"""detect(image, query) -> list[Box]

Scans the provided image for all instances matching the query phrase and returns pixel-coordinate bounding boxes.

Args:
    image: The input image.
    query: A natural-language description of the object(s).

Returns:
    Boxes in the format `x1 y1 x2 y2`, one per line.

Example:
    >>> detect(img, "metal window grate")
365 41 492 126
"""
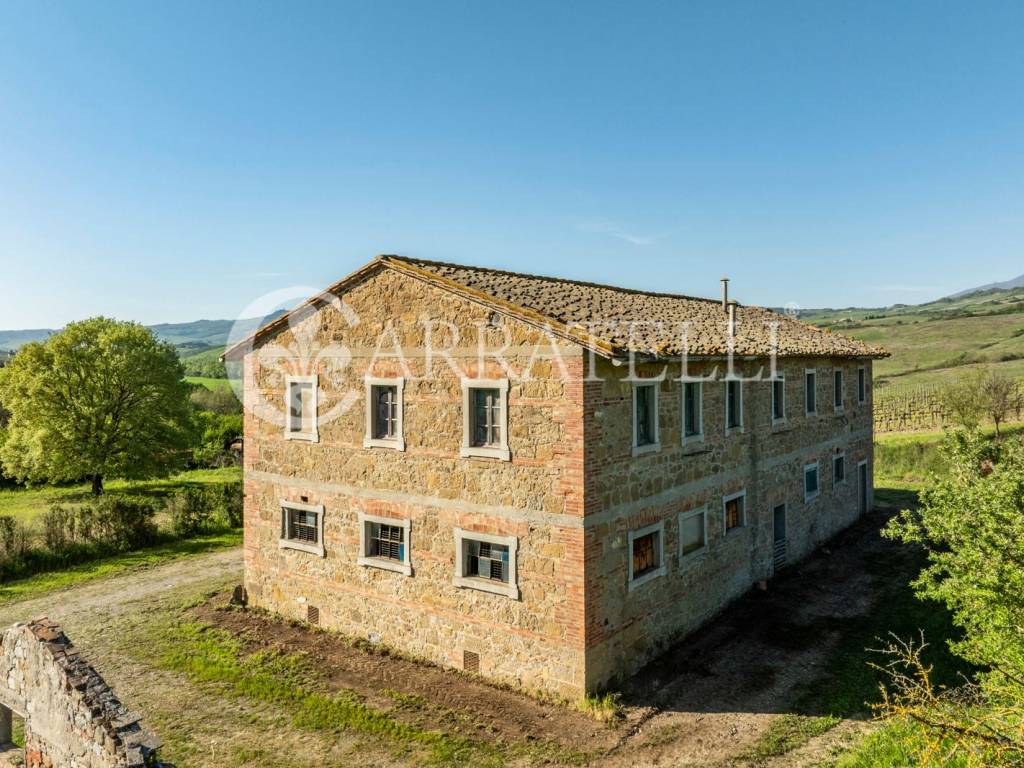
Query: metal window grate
370 523 404 561
288 508 319 544
469 541 508 583
307 605 320 625
773 539 787 570
463 650 480 673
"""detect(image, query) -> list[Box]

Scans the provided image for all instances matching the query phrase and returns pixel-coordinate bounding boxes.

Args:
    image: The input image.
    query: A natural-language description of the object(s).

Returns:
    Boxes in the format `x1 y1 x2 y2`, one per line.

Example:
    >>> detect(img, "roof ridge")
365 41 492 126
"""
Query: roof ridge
381 254 730 307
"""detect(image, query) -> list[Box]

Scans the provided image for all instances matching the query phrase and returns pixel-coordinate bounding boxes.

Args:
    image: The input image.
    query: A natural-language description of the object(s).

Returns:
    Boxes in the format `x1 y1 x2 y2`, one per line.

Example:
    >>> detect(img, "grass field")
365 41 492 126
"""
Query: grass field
185 375 236 392
0 467 241 523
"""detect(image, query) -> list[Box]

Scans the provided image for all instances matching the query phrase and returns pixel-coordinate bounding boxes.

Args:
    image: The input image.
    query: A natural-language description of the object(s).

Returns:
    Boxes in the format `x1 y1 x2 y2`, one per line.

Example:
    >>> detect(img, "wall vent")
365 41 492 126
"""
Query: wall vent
307 605 320 625
462 650 480 674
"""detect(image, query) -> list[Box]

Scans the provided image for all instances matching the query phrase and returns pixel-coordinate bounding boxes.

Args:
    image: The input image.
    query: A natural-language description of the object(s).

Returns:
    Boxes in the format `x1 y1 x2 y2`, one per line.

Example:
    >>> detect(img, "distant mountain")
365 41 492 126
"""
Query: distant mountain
0 311 286 353
948 273 1024 299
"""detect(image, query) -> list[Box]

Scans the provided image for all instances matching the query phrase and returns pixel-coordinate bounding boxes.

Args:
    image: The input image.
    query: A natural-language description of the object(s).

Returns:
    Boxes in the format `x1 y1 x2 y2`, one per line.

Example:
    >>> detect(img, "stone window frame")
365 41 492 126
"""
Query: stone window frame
627 520 666 591
357 511 412 576
363 376 406 451
284 374 319 442
632 382 661 456
833 368 844 413
771 373 787 426
832 452 847 487
681 380 704 445
724 377 744 435
721 489 747 534
804 368 817 417
460 378 511 461
279 499 325 557
804 461 821 503
452 528 519 599
678 506 708 563
857 366 867 405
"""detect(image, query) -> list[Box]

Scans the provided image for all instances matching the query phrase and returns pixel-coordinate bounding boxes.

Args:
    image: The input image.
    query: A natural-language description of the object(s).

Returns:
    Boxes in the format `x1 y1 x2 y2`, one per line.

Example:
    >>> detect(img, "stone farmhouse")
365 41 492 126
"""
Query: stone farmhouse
225 255 887 699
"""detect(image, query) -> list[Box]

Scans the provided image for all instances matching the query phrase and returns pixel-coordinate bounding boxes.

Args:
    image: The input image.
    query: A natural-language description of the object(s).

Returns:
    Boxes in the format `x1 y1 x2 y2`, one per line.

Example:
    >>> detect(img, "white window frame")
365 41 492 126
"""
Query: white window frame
833 368 844 412
832 452 847 487
278 499 325 557
771 374 787 425
722 489 747 534
857 366 867 404
627 520 666 591
681 380 704 445
363 377 406 451
453 528 519 599
804 368 817 416
284 374 319 442
357 512 412 575
678 506 708 562
724 378 744 435
804 461 821 503
631 383 661 455
460 379 511 461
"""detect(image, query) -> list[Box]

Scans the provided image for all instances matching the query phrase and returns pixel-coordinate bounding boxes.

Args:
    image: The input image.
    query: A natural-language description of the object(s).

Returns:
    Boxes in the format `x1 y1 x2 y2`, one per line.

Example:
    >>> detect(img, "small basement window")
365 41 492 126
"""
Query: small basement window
364 378 405 450
453 529 518 598
805 369 817 415
679 507 707 559
632 383 660 454
461 379 510 461
805 462 820 502
723 490 746 533
285 375 318 441
358 512 412 575
628 521 665 590
725 379 743 432
682 381 703 442
279 500 325 557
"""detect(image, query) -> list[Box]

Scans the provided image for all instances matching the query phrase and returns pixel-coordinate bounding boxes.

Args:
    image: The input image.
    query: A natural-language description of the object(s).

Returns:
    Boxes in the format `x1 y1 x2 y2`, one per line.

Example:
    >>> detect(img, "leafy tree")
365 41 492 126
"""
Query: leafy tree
880 431 1024 765
980 371 1022 439
0 318 195 494
939 369 986 431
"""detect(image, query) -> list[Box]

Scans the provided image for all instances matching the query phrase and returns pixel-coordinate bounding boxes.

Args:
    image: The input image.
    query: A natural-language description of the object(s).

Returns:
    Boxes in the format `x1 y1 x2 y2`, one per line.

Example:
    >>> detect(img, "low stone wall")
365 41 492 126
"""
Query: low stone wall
0 618 163 768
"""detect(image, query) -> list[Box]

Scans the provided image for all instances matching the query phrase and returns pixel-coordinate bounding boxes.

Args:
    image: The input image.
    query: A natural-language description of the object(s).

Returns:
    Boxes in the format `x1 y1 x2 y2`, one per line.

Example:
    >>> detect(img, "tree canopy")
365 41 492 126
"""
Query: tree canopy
0 317 195 493
881 431 1024 764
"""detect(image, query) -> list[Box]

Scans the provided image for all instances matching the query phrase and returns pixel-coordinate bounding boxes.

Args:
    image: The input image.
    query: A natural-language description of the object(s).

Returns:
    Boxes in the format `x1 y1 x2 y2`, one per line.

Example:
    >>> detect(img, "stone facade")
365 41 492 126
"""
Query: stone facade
0 618 163 768
240 263 876 699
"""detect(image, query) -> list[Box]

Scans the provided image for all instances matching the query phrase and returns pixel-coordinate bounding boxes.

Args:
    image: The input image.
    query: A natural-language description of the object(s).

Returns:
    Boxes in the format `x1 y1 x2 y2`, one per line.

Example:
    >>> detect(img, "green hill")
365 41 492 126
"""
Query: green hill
801 286 1024 392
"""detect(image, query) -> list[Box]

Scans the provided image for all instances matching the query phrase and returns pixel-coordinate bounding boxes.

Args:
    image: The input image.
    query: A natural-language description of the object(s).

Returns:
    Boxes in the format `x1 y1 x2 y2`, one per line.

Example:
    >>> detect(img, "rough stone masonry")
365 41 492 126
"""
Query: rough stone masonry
0 617 163 768
230 255 886 699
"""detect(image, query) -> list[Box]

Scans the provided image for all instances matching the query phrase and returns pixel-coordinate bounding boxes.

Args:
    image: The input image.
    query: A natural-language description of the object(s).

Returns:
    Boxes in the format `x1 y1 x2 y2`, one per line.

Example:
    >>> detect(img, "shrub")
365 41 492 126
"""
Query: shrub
165 486 213 538
0 516 29 560
210 481 243 529
41 505 73 552
91 495 158 551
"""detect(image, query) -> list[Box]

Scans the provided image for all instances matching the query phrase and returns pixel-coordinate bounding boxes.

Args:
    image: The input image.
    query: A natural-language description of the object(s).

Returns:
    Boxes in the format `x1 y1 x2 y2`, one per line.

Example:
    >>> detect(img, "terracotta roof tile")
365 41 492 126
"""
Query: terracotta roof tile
387 256 887 359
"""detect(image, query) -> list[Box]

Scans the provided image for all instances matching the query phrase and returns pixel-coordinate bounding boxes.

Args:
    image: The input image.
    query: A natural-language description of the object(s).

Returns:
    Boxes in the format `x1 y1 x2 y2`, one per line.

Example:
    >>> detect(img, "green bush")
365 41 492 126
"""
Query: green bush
165 482 243 537
0 516 29 560
166 486 213 538
191 411 243 468
91 495 158 551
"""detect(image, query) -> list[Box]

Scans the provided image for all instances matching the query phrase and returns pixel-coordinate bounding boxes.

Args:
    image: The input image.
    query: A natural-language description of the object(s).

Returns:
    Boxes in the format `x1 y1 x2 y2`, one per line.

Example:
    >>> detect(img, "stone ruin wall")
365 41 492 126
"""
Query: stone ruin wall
0 618 163 768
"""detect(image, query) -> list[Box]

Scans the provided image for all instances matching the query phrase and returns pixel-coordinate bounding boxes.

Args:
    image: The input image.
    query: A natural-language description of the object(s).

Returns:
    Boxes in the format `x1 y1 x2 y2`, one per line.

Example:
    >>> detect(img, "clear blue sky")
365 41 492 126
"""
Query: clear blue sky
2 1 1023 328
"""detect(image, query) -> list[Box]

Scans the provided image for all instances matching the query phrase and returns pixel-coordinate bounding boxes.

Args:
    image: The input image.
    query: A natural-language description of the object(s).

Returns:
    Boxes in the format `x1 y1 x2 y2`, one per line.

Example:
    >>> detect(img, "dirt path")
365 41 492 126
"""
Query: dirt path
0 547 242 629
